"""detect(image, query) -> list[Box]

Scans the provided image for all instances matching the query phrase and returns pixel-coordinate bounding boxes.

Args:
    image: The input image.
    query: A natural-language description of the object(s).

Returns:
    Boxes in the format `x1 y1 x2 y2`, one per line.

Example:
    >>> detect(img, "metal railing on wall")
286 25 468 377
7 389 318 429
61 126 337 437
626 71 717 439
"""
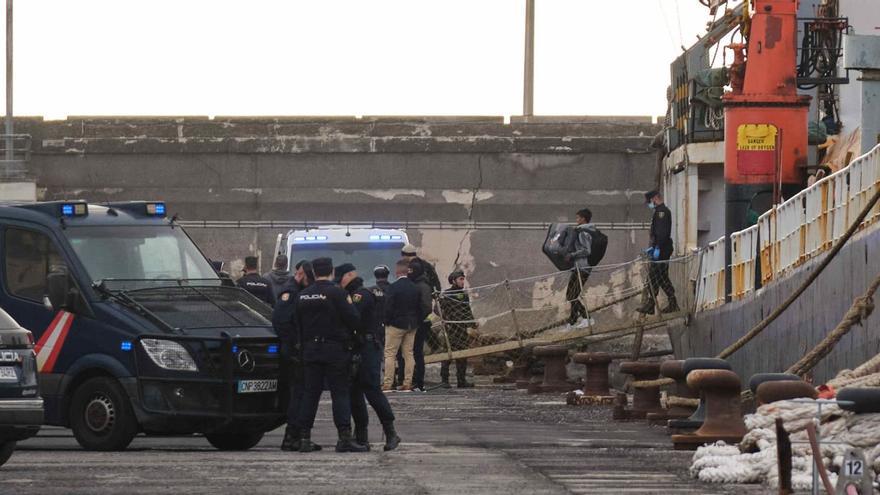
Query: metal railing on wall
0 134 31 181
696 143 880 311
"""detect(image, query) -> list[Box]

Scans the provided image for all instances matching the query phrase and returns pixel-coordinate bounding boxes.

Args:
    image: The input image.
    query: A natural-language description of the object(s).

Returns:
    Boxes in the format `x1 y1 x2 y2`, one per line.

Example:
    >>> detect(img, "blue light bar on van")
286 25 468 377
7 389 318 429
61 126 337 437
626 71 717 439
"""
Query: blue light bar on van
268 344 279 354
60 203 88 217
292 235 328 243
120 341 133 351
145 202 166 217
369 234 404 242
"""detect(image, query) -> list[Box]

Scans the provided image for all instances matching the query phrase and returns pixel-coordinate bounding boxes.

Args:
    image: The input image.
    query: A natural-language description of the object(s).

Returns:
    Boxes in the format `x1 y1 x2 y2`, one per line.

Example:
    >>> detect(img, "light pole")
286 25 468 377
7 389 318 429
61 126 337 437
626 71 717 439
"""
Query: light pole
5 0 12 162
522 0 534 117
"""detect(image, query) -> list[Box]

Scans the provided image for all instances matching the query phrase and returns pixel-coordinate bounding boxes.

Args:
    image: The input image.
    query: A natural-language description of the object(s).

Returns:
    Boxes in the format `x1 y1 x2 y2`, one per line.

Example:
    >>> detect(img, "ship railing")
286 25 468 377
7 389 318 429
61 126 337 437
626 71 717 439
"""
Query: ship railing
730 224 759 300
695 236 726 310
696 143 880 311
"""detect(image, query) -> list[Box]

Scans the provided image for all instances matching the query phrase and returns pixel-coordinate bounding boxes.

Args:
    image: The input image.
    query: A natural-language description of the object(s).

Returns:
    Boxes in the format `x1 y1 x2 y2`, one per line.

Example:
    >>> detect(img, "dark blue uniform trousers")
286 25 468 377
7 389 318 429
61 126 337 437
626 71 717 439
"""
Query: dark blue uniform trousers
298 344 353 431
351 339 395 429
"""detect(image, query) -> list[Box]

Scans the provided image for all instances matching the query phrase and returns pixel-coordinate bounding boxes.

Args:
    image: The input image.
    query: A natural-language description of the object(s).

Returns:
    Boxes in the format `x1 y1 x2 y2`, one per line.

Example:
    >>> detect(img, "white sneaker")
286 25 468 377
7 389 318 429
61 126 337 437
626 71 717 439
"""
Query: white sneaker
572 317 593 329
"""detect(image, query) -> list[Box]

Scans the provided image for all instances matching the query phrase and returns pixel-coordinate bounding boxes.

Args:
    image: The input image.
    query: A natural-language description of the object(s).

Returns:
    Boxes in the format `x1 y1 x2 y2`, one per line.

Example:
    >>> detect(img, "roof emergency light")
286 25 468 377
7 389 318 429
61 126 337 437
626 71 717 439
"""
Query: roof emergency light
145 202 166 217
60 203 88 217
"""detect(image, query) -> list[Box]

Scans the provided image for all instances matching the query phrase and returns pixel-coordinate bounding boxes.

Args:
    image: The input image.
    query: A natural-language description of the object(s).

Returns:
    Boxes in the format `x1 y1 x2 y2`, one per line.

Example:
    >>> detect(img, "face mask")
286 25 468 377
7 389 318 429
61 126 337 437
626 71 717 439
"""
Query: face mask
647 203 656 210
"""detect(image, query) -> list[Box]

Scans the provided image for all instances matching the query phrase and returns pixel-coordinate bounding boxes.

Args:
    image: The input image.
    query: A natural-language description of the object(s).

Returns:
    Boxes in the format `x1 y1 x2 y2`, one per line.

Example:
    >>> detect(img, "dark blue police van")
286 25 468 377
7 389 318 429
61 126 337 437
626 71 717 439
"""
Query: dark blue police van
0 200 283 451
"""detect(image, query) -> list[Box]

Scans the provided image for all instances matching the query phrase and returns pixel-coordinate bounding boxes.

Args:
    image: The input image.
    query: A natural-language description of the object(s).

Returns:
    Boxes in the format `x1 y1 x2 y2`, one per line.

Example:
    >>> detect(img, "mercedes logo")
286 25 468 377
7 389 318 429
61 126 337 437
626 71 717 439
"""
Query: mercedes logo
236 349 255 372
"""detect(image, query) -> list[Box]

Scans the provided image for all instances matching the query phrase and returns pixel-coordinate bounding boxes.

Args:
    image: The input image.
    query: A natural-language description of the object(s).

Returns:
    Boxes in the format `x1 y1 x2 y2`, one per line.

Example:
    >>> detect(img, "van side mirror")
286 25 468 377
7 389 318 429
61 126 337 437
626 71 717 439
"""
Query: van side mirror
46 266 71 311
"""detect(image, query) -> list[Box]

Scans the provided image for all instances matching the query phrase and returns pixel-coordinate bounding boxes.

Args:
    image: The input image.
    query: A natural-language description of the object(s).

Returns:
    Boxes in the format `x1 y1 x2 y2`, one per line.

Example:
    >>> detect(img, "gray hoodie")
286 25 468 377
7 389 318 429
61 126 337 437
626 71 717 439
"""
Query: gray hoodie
570 223 597 271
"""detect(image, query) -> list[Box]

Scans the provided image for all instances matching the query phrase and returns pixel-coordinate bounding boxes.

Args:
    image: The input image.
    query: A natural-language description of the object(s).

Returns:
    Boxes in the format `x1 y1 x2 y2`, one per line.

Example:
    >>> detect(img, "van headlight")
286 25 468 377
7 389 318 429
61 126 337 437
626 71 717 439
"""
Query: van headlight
140 339 198 372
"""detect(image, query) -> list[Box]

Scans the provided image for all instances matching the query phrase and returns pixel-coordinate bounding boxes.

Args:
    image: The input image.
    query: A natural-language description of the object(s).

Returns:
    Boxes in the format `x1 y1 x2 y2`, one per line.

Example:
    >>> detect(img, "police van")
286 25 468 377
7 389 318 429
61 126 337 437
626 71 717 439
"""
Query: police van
276 226 409 285
0 201 283 451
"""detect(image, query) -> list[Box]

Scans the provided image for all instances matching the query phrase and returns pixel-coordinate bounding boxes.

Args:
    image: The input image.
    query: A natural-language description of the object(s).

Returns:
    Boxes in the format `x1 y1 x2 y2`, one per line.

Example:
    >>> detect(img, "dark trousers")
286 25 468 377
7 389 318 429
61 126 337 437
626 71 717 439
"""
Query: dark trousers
351 340 395 430
298 346 353 431
396 321 428 388
566 270 590 322
643 257 676 309
280 357 304 428
440 324 468 383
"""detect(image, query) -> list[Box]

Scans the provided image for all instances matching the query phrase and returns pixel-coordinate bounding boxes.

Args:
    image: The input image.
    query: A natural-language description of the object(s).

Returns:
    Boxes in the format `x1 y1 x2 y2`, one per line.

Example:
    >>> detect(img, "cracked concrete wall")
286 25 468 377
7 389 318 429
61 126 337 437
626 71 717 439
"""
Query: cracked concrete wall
19 116 662 288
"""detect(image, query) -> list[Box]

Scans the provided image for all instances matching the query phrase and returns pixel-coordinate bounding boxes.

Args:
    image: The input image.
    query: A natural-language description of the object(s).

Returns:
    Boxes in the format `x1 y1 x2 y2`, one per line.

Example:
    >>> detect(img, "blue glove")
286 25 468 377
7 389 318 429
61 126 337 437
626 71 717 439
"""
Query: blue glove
643 247 653 256
652 247 660 260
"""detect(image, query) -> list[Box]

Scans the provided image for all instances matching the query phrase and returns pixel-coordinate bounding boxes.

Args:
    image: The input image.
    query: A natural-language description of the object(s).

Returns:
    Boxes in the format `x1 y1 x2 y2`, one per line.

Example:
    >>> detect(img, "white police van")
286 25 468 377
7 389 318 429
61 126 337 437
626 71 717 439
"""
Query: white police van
276 227 409 285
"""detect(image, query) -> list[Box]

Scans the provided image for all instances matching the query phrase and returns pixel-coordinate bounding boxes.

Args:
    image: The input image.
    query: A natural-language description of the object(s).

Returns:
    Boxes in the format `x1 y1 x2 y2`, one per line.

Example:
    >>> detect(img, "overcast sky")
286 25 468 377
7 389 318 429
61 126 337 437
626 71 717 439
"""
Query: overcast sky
2 0 714 119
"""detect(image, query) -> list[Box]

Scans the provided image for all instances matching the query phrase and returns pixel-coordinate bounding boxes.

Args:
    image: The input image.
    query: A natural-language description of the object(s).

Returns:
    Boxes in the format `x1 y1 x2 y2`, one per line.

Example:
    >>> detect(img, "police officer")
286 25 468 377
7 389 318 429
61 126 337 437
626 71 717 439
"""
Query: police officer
437 270 475 388
237 256 275 306
335 263 401 451
637 191 679 314
272 260 319 452
373 265 391 293
295 258 368 453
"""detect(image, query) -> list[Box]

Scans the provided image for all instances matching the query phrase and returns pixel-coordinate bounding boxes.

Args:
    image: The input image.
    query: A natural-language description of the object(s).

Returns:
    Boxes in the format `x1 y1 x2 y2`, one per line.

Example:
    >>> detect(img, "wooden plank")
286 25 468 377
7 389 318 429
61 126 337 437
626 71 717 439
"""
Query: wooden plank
423 314 678 364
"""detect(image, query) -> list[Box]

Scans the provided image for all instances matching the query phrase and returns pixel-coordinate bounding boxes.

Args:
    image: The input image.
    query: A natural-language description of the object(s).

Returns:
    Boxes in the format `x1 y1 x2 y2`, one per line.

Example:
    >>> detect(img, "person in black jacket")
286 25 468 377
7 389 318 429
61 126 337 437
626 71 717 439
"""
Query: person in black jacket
264 254 296 301
383 259 427 392
336 264 400 451
402 259 434 391
236 256 275 306
437 270 476 388
401 244 441 293
294 257 368 453
637 191 679 314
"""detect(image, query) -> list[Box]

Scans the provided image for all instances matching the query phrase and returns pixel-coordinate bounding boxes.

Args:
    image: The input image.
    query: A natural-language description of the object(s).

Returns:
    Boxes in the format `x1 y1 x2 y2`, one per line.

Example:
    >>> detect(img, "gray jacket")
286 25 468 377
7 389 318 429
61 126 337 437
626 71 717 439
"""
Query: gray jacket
570 223 596 271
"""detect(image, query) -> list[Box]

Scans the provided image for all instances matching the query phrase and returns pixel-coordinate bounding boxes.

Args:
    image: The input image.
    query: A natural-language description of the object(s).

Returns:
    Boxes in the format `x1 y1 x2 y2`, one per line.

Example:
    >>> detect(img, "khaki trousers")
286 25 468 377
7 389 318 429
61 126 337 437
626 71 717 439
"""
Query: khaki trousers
384 325 416 388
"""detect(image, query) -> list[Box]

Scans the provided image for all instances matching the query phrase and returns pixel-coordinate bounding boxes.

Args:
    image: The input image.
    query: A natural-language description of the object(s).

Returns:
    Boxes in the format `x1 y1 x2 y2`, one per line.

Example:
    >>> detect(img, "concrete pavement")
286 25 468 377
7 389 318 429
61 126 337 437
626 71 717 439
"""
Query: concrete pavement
1 385 768 494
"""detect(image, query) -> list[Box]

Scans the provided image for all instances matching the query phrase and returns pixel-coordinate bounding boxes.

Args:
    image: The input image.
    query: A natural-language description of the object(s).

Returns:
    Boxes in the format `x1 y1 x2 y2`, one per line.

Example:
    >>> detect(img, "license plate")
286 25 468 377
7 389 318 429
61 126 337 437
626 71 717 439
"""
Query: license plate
237 379 277 394
0 367 17 381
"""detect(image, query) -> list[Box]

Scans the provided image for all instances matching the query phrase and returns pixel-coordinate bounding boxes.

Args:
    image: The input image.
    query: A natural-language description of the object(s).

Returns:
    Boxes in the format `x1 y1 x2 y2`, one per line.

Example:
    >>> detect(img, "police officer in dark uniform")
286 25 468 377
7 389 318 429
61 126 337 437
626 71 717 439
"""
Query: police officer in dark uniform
237 256 275 306
272 260 319 452
373 265 391 294
637 191 679 314
335 264 401 451
295 257 368 453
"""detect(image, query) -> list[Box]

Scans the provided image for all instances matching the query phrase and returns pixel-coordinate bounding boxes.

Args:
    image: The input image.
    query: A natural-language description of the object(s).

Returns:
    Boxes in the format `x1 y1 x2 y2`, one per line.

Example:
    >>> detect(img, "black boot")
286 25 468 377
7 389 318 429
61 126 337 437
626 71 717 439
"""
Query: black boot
635 302 655 315
354 426 371 452
457 364 473 388
661 297 680 314
298 429 322 452
281 425 301 451
381 422 401 451
335 427 369 453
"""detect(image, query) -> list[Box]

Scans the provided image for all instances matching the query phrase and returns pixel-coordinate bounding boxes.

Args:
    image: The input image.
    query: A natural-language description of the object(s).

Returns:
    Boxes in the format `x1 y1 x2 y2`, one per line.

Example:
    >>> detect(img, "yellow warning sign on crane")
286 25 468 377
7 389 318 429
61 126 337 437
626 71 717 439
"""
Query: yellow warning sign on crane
737 124 778 151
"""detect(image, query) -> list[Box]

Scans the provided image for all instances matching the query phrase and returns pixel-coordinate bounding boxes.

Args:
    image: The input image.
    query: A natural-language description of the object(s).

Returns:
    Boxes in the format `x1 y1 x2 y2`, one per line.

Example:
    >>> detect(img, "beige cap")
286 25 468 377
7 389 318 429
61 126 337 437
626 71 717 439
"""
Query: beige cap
401 243 417 255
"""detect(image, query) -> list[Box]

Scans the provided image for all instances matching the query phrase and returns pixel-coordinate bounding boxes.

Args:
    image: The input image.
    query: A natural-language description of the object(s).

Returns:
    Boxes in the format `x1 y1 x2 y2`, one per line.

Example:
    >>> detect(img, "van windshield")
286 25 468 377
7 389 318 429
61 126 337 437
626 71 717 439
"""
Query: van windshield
65 226 218 284
290 242 404 286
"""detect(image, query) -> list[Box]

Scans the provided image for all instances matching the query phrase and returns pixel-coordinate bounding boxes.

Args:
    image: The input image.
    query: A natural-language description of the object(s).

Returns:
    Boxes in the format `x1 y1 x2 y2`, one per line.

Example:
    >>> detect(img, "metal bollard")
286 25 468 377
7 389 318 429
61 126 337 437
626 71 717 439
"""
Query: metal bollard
755 380 816 405
531 345 573 393
514 346 536 390
568 352 615 405
572 352 612 396
668 358 732 433
613 361 663 420
671 369 747 450
647 360 696 424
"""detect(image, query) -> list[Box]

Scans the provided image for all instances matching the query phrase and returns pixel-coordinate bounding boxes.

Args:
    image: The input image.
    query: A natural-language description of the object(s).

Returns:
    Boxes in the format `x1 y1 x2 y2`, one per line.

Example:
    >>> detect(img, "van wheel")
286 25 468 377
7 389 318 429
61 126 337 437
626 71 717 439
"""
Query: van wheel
69 377 138 451
205 431 264 451
0 441 16 467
